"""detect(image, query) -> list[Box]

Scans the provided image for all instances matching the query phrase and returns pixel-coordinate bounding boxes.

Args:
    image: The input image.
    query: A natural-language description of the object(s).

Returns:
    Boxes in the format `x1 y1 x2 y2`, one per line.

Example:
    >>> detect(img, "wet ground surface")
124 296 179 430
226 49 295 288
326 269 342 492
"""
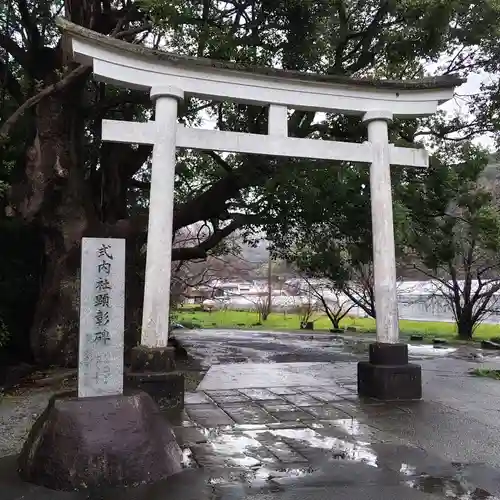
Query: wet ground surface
176 328 498 368
3 329 500 499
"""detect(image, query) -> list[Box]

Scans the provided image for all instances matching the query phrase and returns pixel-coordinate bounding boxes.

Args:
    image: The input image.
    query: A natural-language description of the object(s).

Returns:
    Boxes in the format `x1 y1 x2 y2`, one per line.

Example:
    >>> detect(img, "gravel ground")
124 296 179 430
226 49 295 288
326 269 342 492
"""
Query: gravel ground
0 389 54 457
0 360 206 458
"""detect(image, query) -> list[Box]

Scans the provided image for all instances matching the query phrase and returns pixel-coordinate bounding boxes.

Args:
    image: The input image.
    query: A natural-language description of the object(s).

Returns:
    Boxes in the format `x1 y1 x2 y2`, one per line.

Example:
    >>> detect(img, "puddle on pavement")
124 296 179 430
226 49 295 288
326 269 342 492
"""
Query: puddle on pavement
408 344 457 358
246 427 378 466
199 429 273 467
196 420 378 471
187 421 500 498
181 448 196 468
254 465 315 480
404 474 499 499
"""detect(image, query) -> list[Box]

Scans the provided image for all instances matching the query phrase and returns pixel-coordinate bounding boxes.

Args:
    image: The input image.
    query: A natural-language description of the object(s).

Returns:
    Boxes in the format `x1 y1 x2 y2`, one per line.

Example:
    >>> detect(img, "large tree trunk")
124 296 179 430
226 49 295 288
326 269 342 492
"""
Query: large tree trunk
457 310 474 340
14 95 149 366
9 63 96 366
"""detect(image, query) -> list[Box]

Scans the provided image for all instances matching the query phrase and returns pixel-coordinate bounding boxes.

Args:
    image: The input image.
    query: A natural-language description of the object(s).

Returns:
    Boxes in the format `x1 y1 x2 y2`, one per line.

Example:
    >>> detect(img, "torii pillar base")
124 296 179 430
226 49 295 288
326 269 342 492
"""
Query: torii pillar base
126 346 185 412
357 343 422 401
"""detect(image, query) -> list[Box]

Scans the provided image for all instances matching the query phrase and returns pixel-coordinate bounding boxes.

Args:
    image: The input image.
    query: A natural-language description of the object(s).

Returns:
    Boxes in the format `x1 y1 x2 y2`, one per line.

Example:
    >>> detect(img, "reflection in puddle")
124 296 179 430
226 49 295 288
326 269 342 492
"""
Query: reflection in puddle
202 431 275 468
193 422 500 498
400 463 417 476
210 434 265 467
182 448 196 468
405 474 499 499
246 428 378 467
255 466 314 480
408 344 457 358
318 419 376 439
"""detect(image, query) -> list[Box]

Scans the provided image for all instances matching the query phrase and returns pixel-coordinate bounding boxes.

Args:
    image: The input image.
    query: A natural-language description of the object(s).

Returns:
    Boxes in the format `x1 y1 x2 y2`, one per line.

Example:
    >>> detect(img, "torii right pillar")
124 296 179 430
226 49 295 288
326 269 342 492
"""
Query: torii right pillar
357 110 422 401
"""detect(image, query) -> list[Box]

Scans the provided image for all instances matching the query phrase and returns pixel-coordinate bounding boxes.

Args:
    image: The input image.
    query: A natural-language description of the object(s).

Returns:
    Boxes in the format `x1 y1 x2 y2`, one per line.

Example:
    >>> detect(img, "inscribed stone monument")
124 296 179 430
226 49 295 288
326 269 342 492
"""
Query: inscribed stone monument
78 237 125 397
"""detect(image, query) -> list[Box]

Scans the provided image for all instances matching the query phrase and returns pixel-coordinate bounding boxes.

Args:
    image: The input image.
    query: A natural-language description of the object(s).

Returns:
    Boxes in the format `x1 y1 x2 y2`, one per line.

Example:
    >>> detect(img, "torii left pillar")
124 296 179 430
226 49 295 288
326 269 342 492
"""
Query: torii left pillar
127 86 185 410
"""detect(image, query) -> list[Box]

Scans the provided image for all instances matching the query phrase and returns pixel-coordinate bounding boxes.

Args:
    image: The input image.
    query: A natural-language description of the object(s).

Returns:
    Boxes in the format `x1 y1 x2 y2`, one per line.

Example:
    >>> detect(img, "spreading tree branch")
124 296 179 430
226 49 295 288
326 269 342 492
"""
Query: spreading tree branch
344 1 391 73
0 65 92 143
205 151 233 172
171 217 249 260
114 22 153 40
0 17 153 144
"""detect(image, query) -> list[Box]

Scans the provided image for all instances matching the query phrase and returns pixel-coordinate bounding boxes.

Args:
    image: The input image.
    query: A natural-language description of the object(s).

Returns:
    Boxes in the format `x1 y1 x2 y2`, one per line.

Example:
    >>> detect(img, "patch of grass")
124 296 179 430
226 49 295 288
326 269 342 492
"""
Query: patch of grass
470 368 500 380
176 308 500 341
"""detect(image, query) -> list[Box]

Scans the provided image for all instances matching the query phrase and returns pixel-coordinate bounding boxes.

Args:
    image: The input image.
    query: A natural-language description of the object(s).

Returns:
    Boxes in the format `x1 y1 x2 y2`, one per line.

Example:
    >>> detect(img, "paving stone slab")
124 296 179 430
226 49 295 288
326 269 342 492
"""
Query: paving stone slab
260 402 298 412
302 405 352 420
173 426 208 446
186 405 234 427
271 409 317 423
190 444 261 468
262 441 309 464
205 390 250 403
283 394 325 407
197 362 356 391
241 389 285 400
221 402 278 424
269 387 299 395
185 392 214 405
307 391 347 402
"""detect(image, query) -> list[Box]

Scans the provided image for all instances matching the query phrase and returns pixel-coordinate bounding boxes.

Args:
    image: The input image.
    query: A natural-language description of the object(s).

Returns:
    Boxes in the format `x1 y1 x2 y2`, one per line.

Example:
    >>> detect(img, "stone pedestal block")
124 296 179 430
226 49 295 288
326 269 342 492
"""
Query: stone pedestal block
357 342 422 401
130 345 176 372
18 390 183 491
126 371 184 411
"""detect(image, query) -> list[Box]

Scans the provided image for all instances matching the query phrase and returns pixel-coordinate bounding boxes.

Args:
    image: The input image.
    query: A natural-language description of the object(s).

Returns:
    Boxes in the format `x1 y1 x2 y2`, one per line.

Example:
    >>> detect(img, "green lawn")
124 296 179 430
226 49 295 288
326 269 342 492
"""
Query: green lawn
176 308 500 342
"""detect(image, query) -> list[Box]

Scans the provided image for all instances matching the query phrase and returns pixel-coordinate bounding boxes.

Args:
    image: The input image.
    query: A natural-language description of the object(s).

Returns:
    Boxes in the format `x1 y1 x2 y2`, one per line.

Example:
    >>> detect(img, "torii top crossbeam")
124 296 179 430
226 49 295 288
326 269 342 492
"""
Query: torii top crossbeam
57 18 463 356
57 17 459 117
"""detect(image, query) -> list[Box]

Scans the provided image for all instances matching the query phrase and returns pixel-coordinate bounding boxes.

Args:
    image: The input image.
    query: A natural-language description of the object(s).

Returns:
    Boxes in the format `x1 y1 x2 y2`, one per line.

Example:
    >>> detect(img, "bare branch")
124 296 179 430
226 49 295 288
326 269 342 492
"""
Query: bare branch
0 65 92 144
171 217 248 261
0 14 156 144
413 264 455 293
205 151 233 172
114 22 153 40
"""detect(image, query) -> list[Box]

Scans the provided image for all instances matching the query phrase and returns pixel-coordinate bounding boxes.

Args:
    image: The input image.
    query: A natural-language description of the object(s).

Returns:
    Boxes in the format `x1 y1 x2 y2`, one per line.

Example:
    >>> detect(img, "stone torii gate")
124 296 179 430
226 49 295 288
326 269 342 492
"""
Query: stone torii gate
58 18 462 400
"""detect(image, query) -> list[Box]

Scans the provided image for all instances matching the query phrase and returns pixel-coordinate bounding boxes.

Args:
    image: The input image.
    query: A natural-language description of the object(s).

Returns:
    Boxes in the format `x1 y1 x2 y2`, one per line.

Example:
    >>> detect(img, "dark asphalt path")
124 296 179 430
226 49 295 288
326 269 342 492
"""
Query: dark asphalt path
175 328 466 368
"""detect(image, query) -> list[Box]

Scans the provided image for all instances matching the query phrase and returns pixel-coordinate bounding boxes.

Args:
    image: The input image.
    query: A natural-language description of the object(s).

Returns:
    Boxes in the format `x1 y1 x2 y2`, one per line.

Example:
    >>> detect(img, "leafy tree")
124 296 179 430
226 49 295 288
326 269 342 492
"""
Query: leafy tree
1 0 500 365
399 143 500 339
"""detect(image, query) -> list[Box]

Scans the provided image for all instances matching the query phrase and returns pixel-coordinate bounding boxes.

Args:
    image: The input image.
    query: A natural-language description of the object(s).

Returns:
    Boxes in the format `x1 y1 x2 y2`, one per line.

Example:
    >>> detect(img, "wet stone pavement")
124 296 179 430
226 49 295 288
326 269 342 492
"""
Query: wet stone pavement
3 329 500 499
172 382 500 500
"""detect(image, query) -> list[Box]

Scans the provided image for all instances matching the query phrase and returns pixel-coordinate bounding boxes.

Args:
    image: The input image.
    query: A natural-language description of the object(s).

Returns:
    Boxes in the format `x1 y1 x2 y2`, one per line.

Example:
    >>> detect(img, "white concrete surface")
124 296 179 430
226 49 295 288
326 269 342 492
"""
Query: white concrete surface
364 111 399 344
140 87 183 347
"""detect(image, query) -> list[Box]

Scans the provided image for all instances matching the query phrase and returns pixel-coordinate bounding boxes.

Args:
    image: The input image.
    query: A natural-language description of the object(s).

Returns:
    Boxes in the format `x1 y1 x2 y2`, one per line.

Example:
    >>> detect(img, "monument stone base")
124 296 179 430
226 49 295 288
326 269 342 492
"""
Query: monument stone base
127 345 184 411
18 390 183 491
357 343 422 401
